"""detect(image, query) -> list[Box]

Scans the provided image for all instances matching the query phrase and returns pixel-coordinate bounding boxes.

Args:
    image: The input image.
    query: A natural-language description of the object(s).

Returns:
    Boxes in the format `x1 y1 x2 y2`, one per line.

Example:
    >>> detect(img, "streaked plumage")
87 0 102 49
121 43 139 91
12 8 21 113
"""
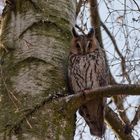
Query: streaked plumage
68 28 108 137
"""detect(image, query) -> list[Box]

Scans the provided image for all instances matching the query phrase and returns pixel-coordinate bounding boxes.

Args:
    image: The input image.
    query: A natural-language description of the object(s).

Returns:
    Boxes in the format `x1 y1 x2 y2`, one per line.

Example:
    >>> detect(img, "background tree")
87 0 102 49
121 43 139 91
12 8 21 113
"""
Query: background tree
75 0 140 139
0 0 140 140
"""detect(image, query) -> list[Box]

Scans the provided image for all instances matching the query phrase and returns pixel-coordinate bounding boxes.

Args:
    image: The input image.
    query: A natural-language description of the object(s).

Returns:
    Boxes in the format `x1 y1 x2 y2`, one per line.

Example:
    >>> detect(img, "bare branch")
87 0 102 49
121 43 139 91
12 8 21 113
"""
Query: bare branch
132 0 140 11
124 105 140 134
65 84 139 139
83 84 140 97
5 84 140 137
89 0 103 48
101 21 131 124
76 0 83 17
75 24 86 35
89 0 116 85
131 105 140 127
66 84 140 110
106 107 135 140
100 21 122 59
100 21 131 84
113 95 130 125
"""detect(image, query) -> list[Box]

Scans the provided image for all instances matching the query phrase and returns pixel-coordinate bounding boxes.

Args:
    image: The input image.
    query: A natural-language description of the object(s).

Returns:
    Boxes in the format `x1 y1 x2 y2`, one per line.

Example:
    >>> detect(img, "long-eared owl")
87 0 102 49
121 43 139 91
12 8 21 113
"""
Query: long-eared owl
68 28 108 138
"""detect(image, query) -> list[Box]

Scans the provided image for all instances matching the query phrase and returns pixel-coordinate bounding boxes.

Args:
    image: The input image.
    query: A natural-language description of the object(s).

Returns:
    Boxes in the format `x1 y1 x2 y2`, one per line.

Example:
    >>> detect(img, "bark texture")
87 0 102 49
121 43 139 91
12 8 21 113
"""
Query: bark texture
0 0 76 139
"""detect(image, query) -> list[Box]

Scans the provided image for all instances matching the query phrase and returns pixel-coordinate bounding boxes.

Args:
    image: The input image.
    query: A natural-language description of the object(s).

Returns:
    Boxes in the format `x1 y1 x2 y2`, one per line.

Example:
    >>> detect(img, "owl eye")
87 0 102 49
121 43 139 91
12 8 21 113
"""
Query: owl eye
87 42 92 48
76 43 81 49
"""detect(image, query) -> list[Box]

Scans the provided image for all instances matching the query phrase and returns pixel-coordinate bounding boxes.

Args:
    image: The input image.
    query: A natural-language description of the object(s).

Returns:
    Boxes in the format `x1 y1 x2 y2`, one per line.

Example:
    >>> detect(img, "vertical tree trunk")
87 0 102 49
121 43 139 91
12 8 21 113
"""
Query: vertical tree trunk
0 0 76 139
89 0 103 48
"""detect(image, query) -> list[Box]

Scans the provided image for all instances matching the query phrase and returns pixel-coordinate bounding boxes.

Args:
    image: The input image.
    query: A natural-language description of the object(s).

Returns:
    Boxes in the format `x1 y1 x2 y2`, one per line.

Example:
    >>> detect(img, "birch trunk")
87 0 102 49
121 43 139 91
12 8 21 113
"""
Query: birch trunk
0 0 76 139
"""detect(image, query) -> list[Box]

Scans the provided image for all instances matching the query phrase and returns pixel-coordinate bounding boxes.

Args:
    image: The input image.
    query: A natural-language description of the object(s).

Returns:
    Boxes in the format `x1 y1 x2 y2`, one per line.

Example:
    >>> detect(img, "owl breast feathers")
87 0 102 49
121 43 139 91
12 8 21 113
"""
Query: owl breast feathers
68 28 108 138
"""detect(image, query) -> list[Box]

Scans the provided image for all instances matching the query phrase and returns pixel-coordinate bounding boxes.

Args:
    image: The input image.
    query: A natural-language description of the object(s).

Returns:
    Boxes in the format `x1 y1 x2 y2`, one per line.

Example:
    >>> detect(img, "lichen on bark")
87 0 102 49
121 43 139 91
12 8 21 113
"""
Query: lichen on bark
0 0 76 139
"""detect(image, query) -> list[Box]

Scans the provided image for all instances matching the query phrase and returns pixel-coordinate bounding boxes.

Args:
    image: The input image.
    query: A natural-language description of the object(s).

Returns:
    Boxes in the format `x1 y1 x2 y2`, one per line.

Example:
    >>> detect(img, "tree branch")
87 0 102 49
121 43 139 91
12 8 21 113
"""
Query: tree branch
65 84 139 139
89 0 103 48
113 95 130 125
132 0 140 11
105 107 135 140
76 0 83 17
131 105 140 128
8 84 140 137
124 105 140 134
65 84 140 110
89 0 116 85
100 20 131 84
100 19 132 126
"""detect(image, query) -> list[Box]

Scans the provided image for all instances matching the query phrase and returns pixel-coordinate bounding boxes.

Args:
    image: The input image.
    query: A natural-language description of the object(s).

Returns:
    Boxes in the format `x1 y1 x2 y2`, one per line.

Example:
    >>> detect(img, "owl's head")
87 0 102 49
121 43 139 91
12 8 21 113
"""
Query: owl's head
70 28 99 55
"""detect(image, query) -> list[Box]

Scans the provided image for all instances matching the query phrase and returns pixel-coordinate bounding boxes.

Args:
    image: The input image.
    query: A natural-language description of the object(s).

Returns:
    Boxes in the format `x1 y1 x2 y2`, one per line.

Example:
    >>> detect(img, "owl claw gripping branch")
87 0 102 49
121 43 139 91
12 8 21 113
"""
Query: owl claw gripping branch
68 27 108 138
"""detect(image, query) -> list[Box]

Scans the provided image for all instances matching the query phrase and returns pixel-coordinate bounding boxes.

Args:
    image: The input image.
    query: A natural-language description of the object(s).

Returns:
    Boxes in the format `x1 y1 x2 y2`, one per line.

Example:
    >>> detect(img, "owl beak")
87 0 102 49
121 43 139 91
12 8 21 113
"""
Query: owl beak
81 47 86 55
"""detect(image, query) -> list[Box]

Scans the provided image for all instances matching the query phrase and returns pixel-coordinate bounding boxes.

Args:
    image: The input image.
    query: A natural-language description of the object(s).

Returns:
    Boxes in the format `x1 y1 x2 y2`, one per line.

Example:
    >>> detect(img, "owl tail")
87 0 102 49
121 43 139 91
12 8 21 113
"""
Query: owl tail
79 97 106 138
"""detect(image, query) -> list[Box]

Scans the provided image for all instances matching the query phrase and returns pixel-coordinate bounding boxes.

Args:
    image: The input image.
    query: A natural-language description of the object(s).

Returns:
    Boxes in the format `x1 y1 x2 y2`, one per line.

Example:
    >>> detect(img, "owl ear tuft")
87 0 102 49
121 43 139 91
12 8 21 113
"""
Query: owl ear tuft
72 27 79 37
87 28 94 38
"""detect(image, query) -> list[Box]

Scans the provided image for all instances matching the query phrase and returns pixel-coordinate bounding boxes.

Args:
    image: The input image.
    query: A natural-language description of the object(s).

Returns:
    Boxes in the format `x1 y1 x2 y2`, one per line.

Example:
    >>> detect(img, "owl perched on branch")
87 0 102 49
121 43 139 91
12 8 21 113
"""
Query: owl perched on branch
68 27 108 138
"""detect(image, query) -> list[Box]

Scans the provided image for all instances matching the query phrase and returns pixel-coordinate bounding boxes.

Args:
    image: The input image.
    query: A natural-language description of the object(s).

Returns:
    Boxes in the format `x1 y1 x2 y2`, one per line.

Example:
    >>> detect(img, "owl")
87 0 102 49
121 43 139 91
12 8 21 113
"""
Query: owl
68 28 108 138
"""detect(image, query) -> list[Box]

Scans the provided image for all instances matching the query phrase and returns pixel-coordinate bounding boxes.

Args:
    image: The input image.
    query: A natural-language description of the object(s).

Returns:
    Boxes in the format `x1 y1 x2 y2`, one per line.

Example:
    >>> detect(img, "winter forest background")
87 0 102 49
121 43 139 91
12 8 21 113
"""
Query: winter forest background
0 0 140 140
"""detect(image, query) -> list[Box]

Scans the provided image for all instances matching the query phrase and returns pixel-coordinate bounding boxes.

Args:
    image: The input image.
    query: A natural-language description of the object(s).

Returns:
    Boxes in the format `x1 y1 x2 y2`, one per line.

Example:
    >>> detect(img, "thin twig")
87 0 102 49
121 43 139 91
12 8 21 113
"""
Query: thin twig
75 24 86 35
124 105 140 134
76 0 83 17
132 0 140 11
100 20 131 84
106 106 135 140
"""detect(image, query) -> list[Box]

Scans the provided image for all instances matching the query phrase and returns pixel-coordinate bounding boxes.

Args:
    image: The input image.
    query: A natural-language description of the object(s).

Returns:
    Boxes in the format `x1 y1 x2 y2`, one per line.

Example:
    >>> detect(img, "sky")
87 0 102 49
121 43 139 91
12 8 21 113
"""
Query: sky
75 0 140 140
0 0 4 14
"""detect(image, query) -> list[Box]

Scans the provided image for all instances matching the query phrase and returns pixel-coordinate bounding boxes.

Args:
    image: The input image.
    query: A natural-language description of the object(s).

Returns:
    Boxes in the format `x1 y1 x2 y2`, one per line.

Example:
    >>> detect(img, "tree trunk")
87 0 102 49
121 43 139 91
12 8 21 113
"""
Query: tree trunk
0 0 76 139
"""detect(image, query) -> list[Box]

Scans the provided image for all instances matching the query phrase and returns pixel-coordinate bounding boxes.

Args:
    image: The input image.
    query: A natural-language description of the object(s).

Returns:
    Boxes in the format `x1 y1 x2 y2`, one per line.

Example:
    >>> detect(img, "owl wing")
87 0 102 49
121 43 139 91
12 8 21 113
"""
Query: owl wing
79 97 106 137
79 49 108 137
97 48 109 86
67 55 75 95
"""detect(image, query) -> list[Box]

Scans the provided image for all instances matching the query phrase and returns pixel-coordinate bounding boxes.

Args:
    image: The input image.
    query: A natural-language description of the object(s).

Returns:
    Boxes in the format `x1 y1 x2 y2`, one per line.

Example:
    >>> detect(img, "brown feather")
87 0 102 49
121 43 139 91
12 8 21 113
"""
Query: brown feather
68 29 108 137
